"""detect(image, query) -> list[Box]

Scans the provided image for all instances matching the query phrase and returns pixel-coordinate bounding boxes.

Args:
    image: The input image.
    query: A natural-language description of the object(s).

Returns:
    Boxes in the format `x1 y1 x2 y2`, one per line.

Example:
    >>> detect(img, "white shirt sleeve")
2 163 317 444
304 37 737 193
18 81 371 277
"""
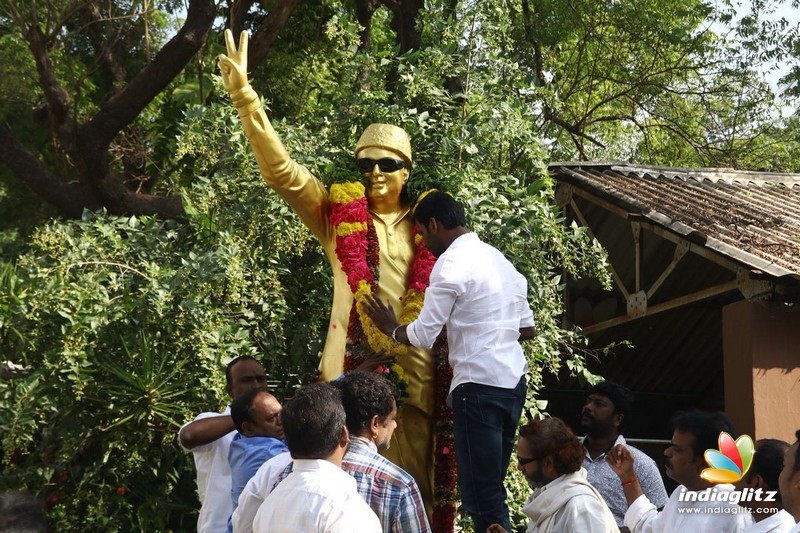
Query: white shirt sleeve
519 300 534 329
406 259 461 349
625 493 661 533
232 477 264 533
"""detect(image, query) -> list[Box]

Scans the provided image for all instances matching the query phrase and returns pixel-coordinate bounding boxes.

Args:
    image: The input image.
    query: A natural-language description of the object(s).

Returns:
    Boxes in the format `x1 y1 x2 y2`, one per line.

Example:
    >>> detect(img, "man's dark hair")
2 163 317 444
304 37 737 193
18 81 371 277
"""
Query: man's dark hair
334 371 396 435
281 382 345 459
748 439 789 500
225 355 260 386
230 386 270 433
587 380 634 434
412 190 466 229
519 417 583 476
672 409 735 459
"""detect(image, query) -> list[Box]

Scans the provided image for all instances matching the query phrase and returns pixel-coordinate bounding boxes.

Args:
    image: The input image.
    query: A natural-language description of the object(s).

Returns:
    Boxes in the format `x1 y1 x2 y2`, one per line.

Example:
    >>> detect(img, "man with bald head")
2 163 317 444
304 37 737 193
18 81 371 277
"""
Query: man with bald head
179 355 268 533
227 386 287 530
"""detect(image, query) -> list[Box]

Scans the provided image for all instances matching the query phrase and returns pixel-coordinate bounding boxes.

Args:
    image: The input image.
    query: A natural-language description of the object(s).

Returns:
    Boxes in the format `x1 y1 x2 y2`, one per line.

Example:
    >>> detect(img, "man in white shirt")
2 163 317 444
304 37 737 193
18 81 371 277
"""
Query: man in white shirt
178 356 268 533
487 417 617 533
734 438 795 533
606 409 752 533
364 190 536 532
779 430 800 533
252 382 381 533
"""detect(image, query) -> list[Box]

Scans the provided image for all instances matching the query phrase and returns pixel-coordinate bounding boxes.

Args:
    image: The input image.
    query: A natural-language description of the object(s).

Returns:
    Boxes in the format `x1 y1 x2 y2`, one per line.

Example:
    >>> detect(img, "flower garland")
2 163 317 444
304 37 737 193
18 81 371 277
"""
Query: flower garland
432 334 457 533
330 182 457 532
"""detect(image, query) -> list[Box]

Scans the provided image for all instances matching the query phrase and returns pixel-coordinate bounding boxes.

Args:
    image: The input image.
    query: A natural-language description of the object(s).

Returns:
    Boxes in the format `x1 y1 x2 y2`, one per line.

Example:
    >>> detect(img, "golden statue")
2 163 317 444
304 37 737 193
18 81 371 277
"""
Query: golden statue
218 30 436 516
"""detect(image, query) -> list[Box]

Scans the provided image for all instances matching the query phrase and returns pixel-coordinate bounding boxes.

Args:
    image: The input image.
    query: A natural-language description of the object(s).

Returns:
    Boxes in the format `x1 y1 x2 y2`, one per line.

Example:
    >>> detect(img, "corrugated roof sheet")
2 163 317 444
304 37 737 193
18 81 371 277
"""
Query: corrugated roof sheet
549 161 800 281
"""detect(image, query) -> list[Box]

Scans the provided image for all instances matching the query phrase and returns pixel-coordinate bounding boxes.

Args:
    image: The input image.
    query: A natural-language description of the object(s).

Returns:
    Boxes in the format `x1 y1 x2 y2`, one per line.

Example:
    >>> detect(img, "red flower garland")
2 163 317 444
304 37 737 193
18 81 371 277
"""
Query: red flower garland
330 183 456 532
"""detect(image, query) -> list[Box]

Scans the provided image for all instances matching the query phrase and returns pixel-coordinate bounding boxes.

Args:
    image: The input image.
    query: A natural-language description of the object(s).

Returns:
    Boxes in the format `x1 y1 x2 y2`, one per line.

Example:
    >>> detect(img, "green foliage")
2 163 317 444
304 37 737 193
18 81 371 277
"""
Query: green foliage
0 97 328 529
0 2 616 529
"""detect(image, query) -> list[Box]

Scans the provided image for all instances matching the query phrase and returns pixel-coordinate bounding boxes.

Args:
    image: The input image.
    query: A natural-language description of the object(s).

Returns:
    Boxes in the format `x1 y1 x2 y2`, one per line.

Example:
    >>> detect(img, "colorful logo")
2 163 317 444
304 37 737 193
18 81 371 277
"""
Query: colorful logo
701 432 754 483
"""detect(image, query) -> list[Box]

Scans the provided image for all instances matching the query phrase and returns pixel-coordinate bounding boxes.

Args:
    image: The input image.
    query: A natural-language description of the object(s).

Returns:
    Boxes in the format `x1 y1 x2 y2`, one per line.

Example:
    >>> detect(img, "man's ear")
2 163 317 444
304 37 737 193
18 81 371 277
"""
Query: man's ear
339 426 350 448
746 473 765 490
613 413 624 430
790 470 800 491
541 455 556 477
369 414 382 438
241 421 254 437
689 454 706 473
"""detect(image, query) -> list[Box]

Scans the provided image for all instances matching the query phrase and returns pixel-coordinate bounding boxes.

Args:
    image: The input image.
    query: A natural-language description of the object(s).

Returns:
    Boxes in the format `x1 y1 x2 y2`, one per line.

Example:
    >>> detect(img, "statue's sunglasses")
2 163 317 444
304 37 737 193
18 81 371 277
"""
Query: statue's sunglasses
356 157 406 173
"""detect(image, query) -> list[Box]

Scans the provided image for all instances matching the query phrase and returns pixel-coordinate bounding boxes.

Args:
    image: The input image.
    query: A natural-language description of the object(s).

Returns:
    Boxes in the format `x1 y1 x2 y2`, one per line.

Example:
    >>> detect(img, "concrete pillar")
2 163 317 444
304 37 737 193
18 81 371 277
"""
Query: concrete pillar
722 300 800 443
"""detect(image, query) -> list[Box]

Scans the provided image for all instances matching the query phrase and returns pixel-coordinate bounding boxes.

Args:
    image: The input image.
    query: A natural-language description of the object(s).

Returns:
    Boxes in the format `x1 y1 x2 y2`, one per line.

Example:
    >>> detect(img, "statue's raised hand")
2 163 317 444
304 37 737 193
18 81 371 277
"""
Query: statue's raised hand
218 29 249 94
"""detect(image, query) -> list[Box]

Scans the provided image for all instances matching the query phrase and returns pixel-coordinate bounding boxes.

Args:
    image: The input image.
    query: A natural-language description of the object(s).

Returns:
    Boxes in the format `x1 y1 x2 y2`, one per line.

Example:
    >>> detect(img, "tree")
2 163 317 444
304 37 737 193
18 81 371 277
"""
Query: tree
501 0 799 166
0 0 311 220
1 3 613 529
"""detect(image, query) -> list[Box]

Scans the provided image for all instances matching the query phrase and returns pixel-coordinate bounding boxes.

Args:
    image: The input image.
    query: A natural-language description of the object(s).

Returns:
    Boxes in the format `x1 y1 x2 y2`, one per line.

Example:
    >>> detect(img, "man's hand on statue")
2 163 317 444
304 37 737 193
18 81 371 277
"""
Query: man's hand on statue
605 443 636 481
361 293 398 336
218 29 250 94
352 351 394 373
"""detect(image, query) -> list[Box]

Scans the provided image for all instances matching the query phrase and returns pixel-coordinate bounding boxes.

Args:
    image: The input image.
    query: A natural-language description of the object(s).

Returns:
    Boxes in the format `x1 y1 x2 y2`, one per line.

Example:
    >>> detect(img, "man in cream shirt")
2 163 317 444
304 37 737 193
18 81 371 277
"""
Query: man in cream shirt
487 417 617 533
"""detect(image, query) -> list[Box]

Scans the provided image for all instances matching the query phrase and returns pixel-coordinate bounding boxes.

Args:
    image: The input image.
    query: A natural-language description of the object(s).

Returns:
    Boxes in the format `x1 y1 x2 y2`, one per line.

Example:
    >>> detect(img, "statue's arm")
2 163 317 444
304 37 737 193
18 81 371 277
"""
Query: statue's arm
219 30 332 243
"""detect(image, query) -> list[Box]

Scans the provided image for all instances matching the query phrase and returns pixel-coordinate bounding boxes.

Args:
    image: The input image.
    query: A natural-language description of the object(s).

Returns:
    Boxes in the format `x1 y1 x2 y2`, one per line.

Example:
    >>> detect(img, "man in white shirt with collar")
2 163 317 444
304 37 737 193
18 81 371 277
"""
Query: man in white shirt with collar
606 409 752 533
252 382 381 533
581 380 668 529
179 356 268 533
364 190 536 533
735 438 795 533
779 430 800 533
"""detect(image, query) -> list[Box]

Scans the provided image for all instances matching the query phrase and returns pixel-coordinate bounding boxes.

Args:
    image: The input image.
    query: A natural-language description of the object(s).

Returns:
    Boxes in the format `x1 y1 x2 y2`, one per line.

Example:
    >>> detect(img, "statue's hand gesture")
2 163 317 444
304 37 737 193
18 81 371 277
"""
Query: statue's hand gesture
218 29 249 93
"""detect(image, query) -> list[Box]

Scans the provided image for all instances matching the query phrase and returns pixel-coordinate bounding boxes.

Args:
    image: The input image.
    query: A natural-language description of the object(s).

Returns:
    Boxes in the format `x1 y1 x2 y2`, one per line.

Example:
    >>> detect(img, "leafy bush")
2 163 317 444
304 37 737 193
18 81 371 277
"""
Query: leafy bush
0 99 328 530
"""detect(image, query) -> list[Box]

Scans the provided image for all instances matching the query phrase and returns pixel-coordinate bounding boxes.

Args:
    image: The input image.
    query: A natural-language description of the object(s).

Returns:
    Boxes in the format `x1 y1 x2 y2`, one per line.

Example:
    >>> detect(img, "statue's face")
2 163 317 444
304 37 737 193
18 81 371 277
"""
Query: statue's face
357 147 409 207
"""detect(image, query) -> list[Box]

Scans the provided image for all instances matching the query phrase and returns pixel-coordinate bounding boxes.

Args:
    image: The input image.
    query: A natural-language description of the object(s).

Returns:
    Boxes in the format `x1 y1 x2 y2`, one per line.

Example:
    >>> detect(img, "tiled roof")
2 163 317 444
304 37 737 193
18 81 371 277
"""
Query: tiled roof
549 161 800 281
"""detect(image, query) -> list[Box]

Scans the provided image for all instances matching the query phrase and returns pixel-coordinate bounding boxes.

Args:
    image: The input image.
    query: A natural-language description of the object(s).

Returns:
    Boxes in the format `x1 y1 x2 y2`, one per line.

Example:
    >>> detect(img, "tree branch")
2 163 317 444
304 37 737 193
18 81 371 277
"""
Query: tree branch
84 0 216 148
22 22 78 156
354 0 380 51
0 128 99 217
81 2 127 93
247 0 303 70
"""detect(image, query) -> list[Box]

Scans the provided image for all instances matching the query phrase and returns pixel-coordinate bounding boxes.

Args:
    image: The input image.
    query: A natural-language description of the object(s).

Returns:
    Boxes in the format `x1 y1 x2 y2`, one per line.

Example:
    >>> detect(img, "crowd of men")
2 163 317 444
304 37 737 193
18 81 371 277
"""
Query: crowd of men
180 357 428 533
177 189 800 533
179 348 800 533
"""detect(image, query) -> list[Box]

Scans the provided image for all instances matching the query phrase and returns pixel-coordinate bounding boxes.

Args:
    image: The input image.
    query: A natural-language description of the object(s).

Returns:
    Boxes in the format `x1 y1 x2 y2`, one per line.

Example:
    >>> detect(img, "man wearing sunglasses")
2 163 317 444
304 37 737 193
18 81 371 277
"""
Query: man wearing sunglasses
487 417 617 533
218 29 436 517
